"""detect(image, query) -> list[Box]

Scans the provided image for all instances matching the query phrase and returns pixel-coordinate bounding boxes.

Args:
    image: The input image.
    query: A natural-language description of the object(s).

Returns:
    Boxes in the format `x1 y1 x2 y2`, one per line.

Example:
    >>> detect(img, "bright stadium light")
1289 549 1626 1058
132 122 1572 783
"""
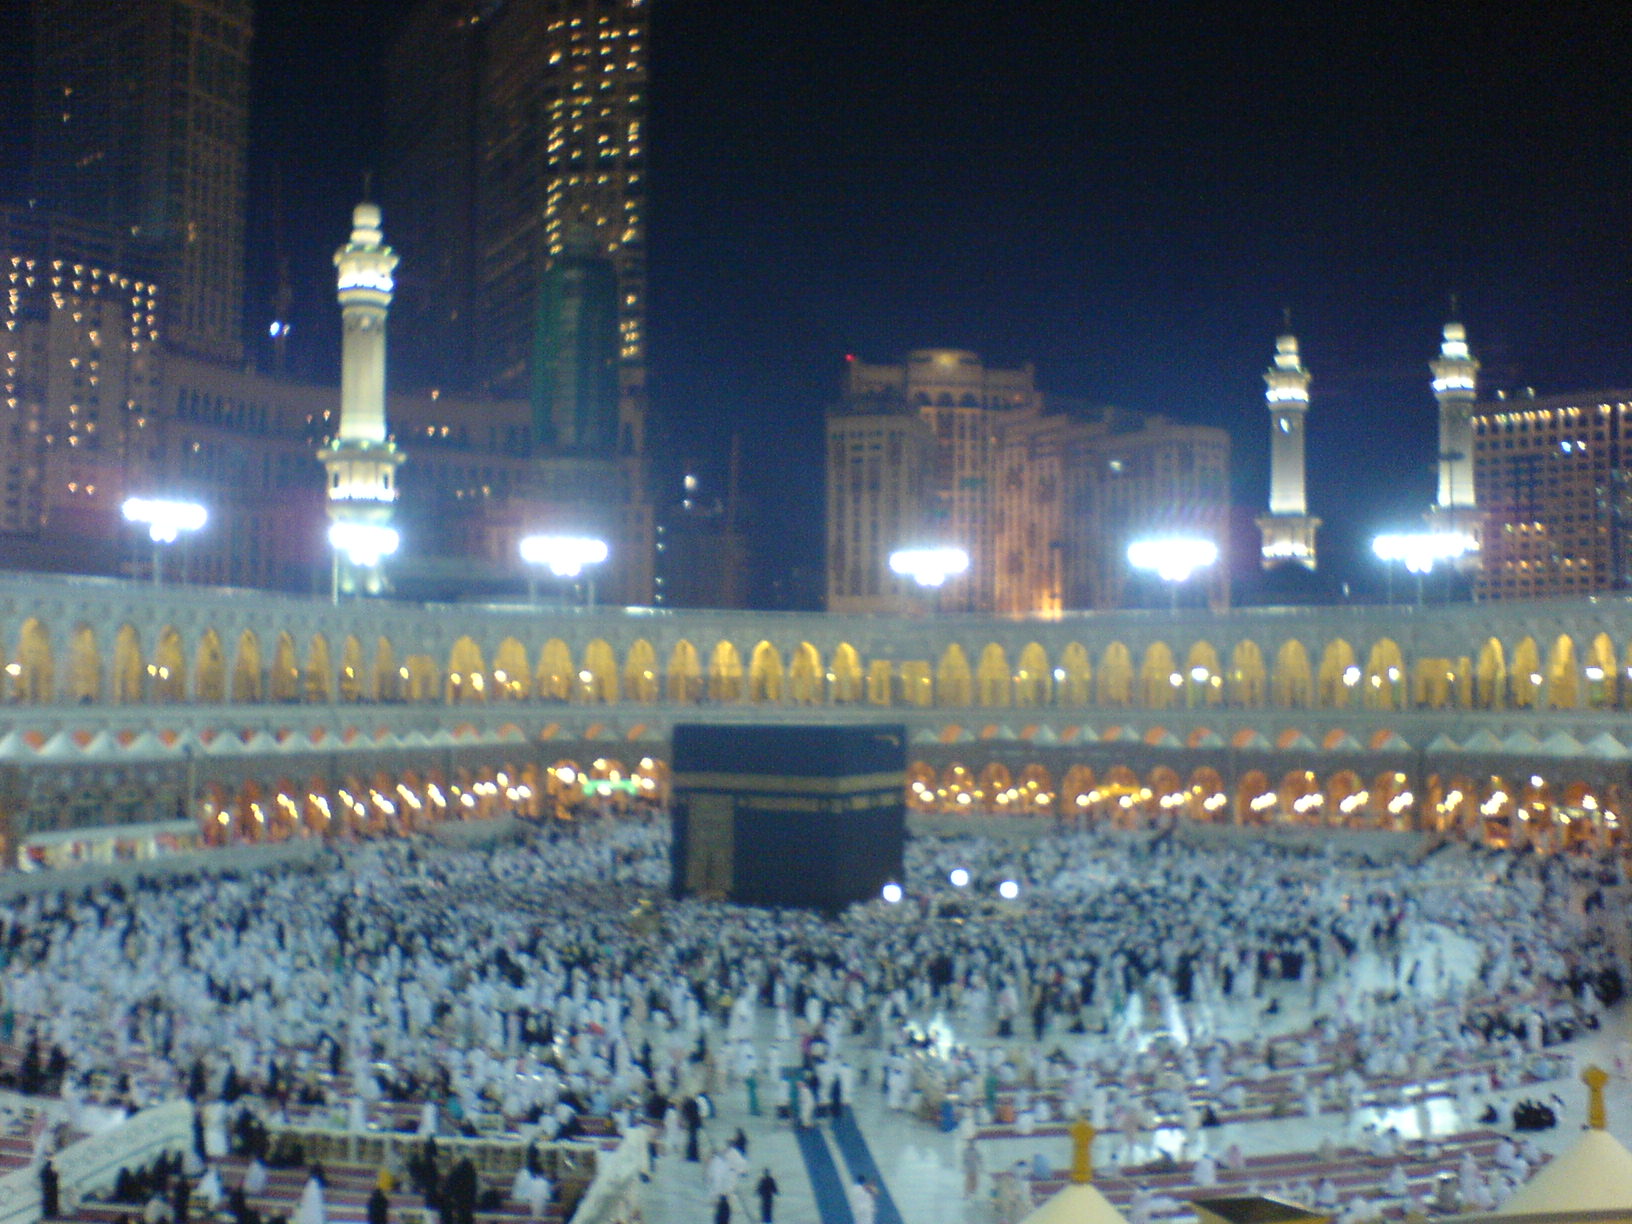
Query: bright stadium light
123 497 207 586
1371 531 1475 575
520 534 609 605
329 521 400 568
889 546 970 589
1126 536 1219 584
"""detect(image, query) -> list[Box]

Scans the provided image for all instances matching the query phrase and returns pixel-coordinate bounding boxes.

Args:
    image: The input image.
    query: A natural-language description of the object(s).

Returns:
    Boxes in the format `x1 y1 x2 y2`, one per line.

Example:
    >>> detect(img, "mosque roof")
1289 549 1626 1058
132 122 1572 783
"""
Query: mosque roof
1018 1181 1131 1224
1502 1130 1632 1215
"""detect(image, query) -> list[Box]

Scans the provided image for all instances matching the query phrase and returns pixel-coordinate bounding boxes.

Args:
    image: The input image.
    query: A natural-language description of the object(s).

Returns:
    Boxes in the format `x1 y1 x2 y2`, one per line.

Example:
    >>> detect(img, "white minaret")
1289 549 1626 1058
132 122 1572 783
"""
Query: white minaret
1430 315 1479 510
318 201 404 597
1426 311 1482 566
1256 329 1320 570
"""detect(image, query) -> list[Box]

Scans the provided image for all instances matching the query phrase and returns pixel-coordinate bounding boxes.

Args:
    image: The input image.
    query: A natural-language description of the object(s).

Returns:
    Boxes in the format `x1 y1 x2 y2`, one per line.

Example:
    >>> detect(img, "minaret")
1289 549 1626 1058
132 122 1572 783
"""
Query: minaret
1256 328 1320 570
318 201 404 597
1427 310 1482 563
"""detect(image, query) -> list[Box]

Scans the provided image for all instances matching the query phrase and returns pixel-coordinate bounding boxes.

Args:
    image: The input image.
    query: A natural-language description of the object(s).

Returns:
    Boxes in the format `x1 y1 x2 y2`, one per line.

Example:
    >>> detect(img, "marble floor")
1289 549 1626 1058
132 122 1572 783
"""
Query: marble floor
638 926 1632 1224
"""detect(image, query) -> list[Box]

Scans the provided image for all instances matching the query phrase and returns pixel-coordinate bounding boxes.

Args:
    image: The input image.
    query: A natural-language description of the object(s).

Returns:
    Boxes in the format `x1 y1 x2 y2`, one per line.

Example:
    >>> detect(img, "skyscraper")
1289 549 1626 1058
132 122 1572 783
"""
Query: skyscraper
29 0 252 366
382 0 648 455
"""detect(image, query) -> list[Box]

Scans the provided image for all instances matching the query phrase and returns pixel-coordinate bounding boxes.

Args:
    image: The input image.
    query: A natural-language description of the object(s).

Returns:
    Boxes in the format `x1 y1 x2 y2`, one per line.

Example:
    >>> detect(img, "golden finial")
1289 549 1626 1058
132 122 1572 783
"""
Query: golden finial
1584 1064 1609 1130
1070 1118 1096 1184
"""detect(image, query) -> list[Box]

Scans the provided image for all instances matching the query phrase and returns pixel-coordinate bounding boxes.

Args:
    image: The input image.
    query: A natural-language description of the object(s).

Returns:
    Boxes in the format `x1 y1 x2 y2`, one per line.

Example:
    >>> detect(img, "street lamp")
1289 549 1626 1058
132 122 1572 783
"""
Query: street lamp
1371 531 1474 604
1126 536 1218 610
328 521 400 603
122 497 207 587
520 534 609 606
889 546 969 611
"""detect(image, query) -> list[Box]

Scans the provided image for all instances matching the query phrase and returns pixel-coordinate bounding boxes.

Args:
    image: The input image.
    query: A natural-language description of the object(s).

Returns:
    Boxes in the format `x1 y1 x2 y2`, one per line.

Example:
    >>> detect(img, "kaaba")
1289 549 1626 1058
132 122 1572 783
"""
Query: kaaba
670 723 906 912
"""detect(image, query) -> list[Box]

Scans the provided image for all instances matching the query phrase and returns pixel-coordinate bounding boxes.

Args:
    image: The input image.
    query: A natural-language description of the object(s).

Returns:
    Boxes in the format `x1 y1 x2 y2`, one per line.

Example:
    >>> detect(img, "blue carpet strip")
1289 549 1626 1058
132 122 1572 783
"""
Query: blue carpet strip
795 1122 855 1224
830 1107 904 1224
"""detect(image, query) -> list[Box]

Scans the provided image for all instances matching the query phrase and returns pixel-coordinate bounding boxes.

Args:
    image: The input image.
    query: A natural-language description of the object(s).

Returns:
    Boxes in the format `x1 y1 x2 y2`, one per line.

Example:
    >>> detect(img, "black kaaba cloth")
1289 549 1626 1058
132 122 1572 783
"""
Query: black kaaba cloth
670 723 906 912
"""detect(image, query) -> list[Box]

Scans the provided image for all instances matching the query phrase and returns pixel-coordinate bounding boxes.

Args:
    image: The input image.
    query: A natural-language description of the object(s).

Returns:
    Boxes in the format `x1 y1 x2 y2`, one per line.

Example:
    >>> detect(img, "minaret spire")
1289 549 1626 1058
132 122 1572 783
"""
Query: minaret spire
1256 326 1320 570
1426 307 1482 568
317 199 405 598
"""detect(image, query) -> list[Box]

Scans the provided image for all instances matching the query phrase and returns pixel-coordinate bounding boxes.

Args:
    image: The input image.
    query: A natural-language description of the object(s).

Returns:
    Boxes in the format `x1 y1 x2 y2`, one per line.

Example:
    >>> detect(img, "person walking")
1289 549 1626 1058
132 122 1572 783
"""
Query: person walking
39 1159 60 1220
755 1169 778 1224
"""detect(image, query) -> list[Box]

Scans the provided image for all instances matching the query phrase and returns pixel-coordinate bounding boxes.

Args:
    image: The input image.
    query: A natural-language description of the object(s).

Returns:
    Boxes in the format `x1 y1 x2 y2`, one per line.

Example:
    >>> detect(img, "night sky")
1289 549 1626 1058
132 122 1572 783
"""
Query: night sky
10 2 1632 605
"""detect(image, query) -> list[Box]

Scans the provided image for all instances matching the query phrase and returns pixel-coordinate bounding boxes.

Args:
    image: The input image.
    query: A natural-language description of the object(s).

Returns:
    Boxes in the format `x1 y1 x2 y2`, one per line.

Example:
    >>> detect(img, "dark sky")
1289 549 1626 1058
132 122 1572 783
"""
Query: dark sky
12 1 1632 603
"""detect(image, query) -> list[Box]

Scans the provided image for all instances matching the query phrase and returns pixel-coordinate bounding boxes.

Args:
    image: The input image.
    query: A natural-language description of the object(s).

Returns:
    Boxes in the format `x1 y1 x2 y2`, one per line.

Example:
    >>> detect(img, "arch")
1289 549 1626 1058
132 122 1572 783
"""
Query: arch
1187 766 1227 821
1097 642 1133 706
1413 657 1457 710
303 634 333 703
1326 769 1366 825
1362 638 1405 710
492 637 531 700
937 644 972 706
1370 770 1413 828
338 636 365 703
194 629 226 703
667 639 702 703
539 638 574 701
1229 639 1266 707
906 762 938 812
978 761 1013 812
863 657 892 705
152 626 186 703
624 638 659 703
1184 640 1223 706
1586 632 1618 709
787 642 822 704
112 628 154 710
270 632 299 702
1272 639 1312 708
975 643 1010 707
1057 642 1091 707
1316 638 1357 708
583 639 618 702
1280 769 1321 823
1139 641 1178 709
231 630 262 703
1060 764 1095 821
707 640 744 702
67 624 99 704
11 618 53 703
899 660 932 707
1511 637 1542 708
1237 769 1272 824
748 640 785 703
831 643 863 704
447 635 485 703
404 654 439 702
1013 642 1050 708
1546 634 1578 709
1475 638 1505 710
1017 763 1055 816
372 637 398 703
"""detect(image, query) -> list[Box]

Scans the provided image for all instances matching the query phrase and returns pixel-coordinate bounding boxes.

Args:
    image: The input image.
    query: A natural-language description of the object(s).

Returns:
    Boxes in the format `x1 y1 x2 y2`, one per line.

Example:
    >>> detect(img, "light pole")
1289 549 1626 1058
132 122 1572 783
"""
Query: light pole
888 546 970 613
122 497 207 587
520 534 609 607
1371 531 1474 606
328 522 400 604
1126 536 1219 611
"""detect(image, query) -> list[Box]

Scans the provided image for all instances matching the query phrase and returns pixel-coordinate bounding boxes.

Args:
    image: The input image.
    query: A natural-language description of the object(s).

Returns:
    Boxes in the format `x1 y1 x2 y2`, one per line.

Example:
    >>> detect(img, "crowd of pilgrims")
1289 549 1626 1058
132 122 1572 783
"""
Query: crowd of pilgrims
0 816 1624 1222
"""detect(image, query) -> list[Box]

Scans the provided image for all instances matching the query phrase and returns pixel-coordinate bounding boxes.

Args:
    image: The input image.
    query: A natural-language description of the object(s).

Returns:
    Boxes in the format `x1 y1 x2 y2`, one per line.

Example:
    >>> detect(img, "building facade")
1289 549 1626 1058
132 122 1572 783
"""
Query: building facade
29 0 252 365
829 350 1231 615
1474 390 1632 601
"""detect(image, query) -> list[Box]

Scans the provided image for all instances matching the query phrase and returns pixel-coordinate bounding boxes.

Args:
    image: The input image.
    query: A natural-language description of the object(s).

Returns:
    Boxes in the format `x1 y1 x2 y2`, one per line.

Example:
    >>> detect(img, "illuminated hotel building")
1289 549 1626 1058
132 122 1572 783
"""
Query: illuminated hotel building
828 350 1230 614
0 208 161 559
382 0 647 439
1473 390 1632 601
29 0 252 366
